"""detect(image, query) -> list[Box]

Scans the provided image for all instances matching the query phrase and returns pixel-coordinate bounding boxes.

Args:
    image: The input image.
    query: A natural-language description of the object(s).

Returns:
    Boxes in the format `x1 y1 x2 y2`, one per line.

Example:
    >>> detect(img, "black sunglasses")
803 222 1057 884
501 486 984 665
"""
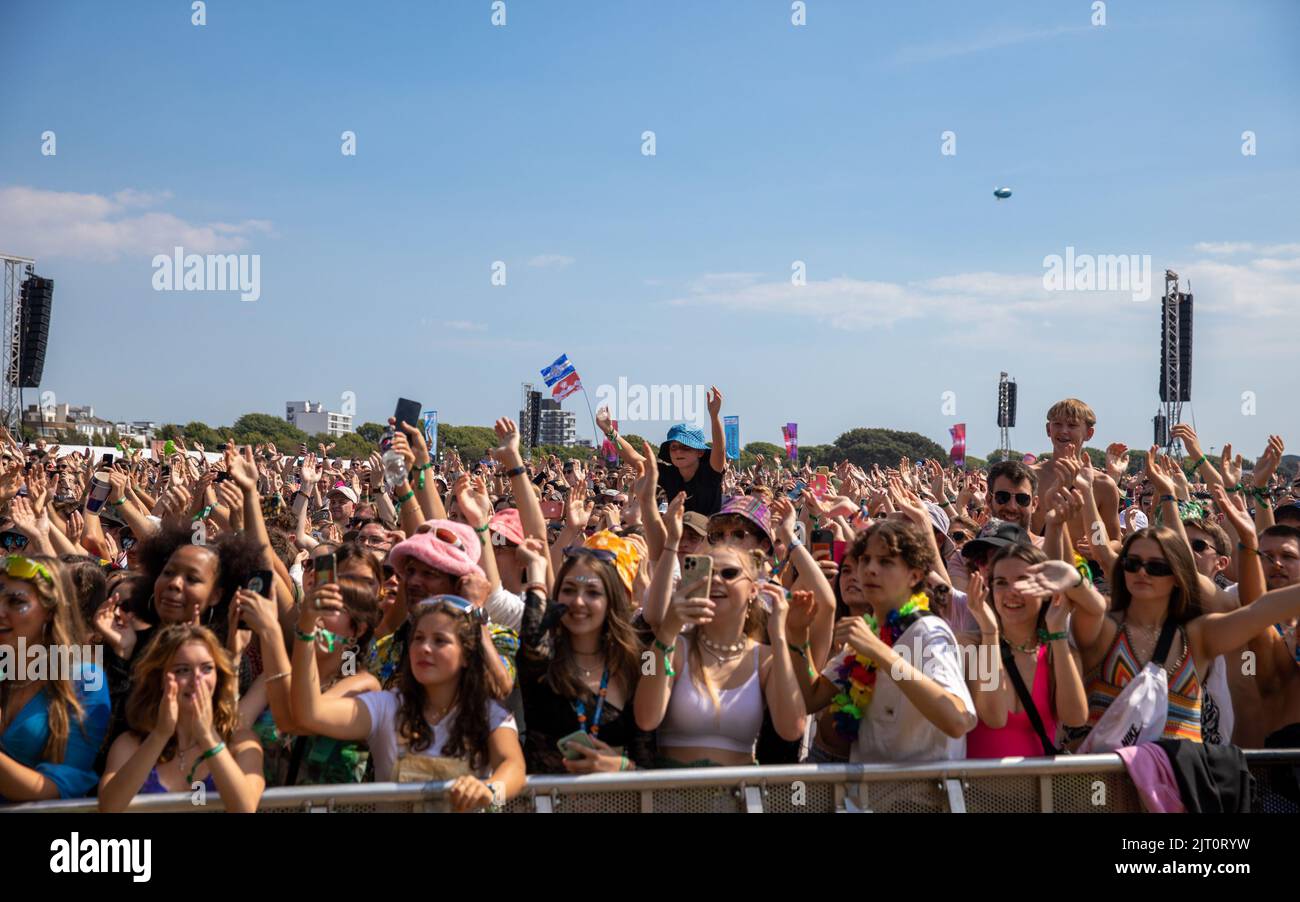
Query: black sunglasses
950 531 969 543
993 490 1032 507
1120 555 1174 578
1190 538 1213 555
0 531 29 551
708 528 753 545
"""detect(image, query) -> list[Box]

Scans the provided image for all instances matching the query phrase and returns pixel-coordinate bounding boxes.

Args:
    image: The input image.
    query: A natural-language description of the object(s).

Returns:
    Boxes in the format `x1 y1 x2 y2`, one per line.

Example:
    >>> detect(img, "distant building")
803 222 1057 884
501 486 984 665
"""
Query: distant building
115 420 158 443
537 398 576 446
22 403 116 439
286 401 353 437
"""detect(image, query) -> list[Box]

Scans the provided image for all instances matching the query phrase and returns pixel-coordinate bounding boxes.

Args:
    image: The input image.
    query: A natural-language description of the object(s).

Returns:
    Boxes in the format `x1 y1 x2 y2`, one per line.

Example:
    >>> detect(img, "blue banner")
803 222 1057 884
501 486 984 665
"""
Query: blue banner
421 409 438 457
724 415 740 460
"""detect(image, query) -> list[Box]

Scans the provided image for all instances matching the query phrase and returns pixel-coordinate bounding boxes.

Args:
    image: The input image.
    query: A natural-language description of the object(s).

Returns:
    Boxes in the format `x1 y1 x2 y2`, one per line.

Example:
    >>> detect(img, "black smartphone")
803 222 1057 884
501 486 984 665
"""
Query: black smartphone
101 453 114 467
394 398 422 432
242 570 273 629
314 552 338 586
214 471 232 483
811 528 835 561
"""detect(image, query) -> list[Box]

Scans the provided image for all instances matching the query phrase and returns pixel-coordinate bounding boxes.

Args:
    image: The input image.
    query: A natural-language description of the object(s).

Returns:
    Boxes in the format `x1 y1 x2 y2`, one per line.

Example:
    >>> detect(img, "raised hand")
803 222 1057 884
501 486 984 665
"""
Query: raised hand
595 406 615 436
1252 435 1285 488
490 417 522 466
762 583 790 645
965 570 998 636
1220 443 1242 487
565 483 593 532
1104 443 1130 482
662 491 685 545
1013 560 1082 596
153 673 180 740
1144 446 1176 496
300 453 320 488
706 386 724 418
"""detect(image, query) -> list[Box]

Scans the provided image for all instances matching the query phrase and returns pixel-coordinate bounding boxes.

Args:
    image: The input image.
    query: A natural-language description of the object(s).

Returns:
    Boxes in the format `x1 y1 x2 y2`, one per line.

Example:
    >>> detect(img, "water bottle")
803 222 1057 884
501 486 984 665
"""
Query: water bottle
381 426 406 490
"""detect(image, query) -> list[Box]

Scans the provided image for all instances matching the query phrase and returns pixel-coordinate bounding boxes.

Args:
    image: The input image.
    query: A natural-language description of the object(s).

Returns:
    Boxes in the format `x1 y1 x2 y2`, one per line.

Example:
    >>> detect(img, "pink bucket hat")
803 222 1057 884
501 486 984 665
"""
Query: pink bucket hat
389 519 481 578
489 508 525 546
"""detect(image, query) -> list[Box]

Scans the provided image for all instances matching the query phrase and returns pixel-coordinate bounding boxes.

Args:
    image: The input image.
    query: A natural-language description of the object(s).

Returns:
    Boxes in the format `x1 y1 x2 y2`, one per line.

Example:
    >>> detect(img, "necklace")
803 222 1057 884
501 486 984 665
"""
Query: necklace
175 740 200 775
700 633 746 656
1006 633 1041 654
572 650 605 679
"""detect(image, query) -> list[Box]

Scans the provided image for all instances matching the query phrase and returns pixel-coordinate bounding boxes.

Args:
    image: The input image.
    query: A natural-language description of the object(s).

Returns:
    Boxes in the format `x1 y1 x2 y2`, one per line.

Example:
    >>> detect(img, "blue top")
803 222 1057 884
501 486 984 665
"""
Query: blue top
0 663 111 800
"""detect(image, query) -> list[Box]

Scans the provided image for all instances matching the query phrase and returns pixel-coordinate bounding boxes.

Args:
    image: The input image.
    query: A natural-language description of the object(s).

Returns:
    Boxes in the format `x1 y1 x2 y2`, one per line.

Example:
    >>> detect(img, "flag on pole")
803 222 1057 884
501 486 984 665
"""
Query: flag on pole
540 354 583 401
782 423 798 463
949 423 966 469
724 416 740 460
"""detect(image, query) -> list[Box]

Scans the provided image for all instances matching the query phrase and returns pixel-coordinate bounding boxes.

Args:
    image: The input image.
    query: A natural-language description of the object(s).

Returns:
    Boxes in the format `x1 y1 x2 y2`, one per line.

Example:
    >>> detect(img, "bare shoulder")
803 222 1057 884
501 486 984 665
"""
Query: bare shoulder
329 672 382 697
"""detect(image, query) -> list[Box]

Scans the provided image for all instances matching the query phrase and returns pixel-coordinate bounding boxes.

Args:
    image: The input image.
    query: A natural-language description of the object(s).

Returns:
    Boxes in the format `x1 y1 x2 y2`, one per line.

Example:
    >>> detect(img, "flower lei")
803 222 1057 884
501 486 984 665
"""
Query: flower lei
829 592 929 740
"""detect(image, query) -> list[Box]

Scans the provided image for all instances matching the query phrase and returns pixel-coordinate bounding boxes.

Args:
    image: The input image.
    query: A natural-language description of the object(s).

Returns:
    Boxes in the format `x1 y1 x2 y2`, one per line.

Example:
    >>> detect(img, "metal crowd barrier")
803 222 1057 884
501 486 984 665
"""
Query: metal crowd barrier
4 750 1298 814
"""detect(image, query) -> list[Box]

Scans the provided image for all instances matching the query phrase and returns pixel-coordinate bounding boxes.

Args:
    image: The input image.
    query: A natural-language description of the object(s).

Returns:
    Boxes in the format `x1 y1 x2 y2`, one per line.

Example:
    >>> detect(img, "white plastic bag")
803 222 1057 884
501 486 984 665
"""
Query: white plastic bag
1078 661 1169 754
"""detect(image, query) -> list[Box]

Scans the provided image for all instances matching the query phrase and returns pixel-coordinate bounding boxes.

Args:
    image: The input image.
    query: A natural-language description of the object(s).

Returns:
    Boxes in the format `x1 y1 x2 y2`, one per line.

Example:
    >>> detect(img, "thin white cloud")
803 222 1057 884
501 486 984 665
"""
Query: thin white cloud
890 25 1092 65
670 250 1300 338
527 254 575 268
0 185 271 263
1192 241 1300 256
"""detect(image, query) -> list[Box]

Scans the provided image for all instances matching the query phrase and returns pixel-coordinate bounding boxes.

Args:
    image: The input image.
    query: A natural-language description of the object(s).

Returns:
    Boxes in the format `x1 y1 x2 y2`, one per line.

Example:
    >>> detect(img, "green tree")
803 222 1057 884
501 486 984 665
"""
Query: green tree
230 413 308 447
156 424 183 441
744 441 785 460
181 421 224 448
438 424 499 463
964 455 987 471
355 422 386 445
833 428 948 470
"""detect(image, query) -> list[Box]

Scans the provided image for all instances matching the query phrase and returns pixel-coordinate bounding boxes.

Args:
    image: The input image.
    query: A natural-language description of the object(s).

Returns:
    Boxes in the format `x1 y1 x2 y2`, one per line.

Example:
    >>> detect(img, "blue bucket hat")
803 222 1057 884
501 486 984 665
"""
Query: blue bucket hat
659 423 710 463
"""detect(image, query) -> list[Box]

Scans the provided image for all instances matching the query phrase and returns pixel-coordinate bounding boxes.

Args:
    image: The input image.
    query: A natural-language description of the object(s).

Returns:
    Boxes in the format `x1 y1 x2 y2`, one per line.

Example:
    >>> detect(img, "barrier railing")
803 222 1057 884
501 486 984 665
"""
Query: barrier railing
4 750 1297 814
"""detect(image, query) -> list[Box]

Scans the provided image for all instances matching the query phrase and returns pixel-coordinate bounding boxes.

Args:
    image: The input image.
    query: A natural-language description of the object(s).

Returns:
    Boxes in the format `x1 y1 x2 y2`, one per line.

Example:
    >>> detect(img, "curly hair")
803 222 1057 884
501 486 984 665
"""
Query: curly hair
849 518 936 592
395 599 493 772
124 624 240 764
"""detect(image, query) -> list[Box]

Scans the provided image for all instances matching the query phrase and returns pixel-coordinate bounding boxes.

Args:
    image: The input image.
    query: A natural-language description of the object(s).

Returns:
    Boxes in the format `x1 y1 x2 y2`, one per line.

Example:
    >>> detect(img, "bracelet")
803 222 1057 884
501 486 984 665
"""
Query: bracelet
523 581 548 596
665 546 680 554
1038 629 1069 643
504 465 526 478
1160 494 1175 504
294 627 318 643
185 742 226 785
1192 455 1209 470
619 754 630 772
110 497 127 507
265 670 292 683
787 641 816 678
394 489 415 508
473 521 491 533
411 461 434 489
653 638 677 678
1238 543 1258 556
939 499 953 509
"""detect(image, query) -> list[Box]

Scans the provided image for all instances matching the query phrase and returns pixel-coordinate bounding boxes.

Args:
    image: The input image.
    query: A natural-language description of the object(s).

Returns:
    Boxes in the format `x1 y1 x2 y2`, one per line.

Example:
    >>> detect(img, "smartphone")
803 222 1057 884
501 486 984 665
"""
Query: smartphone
786 479 807 501
101 453 115 467
394 398 422 432
812 473 829 497
242 570 273 630
540 499 564 520
811 528 835 561
680 554 714 600
556 729 597 761
314 552 338 586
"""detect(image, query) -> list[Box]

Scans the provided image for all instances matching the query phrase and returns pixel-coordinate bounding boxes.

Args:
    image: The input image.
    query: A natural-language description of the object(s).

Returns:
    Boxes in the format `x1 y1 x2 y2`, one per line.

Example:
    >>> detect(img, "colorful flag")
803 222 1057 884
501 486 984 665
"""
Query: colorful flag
949 423 966 469
782 423 798 463
724 416 740 460
551 370 582 400
421 410 438 457
540 354 575 387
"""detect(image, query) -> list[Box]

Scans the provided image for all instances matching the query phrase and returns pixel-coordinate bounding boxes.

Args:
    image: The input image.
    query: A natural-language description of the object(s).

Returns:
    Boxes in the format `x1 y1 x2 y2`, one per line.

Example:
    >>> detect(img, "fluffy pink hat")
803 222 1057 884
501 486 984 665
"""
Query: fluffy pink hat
389 519 481 578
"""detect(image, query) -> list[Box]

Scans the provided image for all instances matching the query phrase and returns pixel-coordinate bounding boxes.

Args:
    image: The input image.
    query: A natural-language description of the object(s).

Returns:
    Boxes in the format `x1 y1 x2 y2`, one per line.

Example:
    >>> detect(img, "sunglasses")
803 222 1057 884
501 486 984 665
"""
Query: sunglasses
4 554 54 585
410 594 487 626
708 528 753 545
715 566 749 582
563 546 616 564
950 531 969 543
1120 555 1174 578
431 527 466 553
0 531 29 551
993 490 1032 507
1190 538 1214 555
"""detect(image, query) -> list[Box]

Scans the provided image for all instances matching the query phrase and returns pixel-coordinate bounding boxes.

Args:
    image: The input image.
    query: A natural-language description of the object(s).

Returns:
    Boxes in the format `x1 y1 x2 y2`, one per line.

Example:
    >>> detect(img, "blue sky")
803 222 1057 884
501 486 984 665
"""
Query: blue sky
1 0 1297 459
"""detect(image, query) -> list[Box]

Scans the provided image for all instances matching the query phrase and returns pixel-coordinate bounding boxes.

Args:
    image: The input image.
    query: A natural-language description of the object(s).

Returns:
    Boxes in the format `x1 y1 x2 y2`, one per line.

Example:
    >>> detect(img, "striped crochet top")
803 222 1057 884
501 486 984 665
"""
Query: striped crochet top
1086 620 1202 743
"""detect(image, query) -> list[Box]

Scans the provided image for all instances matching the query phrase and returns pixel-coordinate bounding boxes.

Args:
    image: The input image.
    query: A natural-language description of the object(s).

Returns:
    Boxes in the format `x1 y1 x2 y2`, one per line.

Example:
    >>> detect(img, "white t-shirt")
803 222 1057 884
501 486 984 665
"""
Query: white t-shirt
360 688 517 781
485 586 526 631
822 615 976 764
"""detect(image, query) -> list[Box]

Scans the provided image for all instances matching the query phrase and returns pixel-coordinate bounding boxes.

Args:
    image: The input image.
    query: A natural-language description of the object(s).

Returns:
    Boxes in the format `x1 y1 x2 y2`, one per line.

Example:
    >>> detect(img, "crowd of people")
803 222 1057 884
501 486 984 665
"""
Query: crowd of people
1 392 1298 812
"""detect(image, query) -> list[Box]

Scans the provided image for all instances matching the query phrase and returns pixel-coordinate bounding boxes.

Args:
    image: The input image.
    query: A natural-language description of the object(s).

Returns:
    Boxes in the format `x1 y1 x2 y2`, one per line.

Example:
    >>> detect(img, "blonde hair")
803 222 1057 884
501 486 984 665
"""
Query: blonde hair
1046 398 1096 429
687 548 767 718
0 557 88 763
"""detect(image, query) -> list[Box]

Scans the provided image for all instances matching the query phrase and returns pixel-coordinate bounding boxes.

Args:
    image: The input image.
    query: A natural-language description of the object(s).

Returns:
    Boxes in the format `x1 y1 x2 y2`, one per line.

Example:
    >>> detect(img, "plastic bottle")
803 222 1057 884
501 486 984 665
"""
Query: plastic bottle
382 426 406 490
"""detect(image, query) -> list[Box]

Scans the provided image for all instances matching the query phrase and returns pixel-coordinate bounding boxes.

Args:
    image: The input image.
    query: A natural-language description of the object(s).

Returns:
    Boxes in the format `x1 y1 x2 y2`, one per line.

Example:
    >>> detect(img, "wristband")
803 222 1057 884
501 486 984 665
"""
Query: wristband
653 638 677 678
473 521 491 533
619 754 630 772
192 504 214 522
186 742 226 785
294 628 318 643
1038 629 1069 643
1238 542 1258 556
411 461 434 490
1192 455 1209 470
787 536 804 551
504 465 526 478
523 581 549 596
110 497 127 507
1159 494 1176 504
394 489 415 508
939 499 953 509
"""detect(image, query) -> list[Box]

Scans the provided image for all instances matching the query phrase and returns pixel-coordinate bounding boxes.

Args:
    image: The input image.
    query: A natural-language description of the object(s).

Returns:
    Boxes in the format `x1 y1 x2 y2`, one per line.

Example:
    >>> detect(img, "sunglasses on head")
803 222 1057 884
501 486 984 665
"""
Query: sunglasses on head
1120 555 1174 578
431 527 466 552
563 546 616 564
410 594 487 625
993 490 1032 507
4 554 53 585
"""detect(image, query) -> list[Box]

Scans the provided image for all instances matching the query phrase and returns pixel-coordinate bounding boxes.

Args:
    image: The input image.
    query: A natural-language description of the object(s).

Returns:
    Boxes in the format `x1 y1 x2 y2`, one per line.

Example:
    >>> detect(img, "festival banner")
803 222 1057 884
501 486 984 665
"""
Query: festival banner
949 423 966 469
724 416 740 460
782 423 798 463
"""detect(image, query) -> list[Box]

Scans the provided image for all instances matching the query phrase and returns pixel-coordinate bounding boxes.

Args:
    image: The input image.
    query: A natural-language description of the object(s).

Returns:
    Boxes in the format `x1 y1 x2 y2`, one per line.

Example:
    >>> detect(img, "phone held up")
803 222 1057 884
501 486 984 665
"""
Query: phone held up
314 552 338 587
679 554 713 601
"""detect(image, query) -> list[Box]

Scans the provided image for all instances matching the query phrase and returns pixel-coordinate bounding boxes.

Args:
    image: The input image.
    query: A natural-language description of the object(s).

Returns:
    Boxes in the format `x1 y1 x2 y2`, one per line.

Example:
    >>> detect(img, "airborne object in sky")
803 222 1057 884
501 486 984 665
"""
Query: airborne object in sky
993 187 1013 199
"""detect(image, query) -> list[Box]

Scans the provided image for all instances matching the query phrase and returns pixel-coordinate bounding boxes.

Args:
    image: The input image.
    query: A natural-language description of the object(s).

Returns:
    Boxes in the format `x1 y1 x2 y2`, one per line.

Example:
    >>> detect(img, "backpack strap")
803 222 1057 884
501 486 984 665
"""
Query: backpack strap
999 640 1059 757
